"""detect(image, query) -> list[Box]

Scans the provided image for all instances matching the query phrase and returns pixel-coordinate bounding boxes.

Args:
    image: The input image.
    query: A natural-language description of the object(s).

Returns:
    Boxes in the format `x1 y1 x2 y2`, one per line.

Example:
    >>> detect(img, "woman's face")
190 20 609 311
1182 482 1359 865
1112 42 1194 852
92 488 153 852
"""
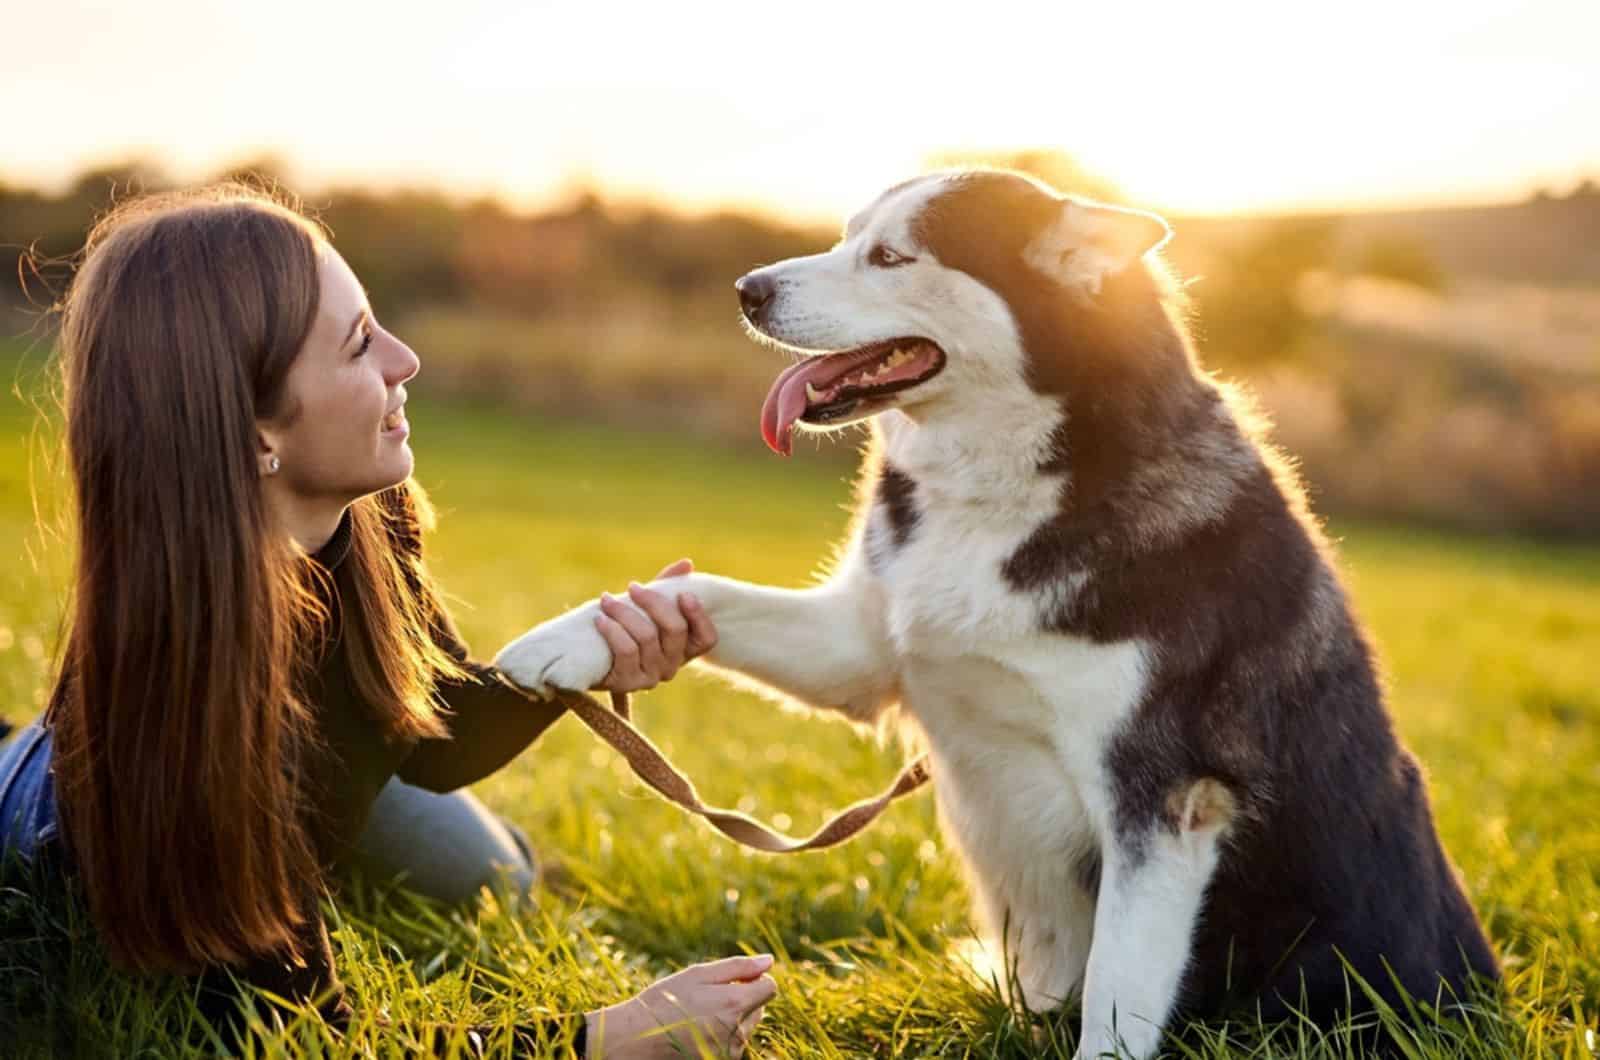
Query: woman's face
258 247 419 510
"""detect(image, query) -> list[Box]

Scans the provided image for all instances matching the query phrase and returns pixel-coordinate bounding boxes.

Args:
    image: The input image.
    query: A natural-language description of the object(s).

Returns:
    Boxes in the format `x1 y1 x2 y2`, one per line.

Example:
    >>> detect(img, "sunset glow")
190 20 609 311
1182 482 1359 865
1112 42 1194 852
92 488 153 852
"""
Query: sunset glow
6 0 1597 221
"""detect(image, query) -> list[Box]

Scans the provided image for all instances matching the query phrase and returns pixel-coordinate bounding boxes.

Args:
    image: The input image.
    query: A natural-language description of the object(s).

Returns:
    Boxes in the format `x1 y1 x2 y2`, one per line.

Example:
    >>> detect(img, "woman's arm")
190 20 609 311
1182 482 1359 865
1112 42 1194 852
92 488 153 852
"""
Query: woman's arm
397 561 714 794
395 598 569 794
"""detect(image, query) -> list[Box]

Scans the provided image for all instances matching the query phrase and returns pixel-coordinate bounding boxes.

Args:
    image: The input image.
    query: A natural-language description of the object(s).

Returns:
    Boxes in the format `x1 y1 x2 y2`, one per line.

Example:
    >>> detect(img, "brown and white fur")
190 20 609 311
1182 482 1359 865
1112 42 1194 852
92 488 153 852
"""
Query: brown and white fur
496 171 1498 1058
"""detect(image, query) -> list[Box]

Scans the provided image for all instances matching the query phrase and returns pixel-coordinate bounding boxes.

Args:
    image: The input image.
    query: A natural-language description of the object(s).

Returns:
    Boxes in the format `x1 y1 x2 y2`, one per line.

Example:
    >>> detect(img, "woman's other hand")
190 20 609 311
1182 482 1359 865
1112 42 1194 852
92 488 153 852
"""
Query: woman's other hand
585 954 776 1059
592 559 718 694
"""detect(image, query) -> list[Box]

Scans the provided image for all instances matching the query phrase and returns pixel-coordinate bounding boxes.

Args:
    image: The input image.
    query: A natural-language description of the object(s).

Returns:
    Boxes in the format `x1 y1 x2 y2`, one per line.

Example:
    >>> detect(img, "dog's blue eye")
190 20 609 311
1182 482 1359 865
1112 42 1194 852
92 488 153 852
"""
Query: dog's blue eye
869 244 912 268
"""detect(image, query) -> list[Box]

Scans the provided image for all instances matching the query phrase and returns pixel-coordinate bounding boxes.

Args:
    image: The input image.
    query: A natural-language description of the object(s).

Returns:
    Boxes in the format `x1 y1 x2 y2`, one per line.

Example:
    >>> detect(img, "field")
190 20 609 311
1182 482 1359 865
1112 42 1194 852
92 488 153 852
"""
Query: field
2 345 1598 1058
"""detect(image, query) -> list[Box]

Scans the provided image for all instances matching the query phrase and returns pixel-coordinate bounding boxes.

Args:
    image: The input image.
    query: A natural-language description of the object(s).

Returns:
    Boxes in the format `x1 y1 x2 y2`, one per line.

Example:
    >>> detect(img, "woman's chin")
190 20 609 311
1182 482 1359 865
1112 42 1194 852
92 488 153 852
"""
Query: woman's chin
375 446 414 489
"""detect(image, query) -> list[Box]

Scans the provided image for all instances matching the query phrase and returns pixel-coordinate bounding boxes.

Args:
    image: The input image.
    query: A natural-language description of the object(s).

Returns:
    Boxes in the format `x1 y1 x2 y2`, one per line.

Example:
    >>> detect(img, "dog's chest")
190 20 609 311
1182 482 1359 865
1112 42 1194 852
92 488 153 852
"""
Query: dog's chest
863 429 1151 810
874 511 1039 652
866 455 1063 654
872 503 1152 838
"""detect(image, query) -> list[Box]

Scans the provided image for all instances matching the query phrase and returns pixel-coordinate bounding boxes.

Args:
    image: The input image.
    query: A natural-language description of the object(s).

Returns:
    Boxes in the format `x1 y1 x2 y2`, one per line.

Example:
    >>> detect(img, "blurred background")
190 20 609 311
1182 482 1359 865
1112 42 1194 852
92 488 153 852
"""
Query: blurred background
2 5 1599 1053
3 0 1598 534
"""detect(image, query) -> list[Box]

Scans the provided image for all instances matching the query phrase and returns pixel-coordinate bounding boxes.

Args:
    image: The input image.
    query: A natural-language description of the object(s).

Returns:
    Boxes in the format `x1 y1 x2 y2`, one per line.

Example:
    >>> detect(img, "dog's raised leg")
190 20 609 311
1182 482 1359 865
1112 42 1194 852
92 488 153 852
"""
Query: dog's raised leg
682 568 901 723
1074 779 1235 1060
495 556 900 724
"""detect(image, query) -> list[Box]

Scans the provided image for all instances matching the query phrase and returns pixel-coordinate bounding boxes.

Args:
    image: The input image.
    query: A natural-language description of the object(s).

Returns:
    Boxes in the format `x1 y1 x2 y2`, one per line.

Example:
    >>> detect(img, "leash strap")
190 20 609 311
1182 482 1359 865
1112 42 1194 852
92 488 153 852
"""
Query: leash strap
552 688 931 853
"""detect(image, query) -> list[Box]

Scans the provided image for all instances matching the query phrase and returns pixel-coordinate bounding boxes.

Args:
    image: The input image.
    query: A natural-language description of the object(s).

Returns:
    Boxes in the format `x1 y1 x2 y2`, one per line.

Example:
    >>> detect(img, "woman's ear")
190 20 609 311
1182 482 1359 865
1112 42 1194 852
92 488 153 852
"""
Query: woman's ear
256 425 282 477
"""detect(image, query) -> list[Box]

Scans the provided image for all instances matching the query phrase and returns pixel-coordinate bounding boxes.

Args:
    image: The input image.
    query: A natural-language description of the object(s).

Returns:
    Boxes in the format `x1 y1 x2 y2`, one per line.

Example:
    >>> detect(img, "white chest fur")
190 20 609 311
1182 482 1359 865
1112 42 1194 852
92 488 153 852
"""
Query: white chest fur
874 407 1069 652
870 411 1152 836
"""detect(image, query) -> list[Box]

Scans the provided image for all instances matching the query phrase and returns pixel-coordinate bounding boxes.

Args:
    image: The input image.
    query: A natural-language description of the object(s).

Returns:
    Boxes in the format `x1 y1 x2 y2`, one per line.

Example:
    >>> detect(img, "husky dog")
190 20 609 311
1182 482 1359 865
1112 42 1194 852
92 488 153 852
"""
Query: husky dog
497 170 1498 1058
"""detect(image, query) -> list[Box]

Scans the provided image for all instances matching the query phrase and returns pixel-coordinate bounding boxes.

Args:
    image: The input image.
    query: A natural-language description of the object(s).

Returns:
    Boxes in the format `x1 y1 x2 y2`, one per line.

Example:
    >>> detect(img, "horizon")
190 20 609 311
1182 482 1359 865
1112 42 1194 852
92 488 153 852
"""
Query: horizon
10 155 1593 229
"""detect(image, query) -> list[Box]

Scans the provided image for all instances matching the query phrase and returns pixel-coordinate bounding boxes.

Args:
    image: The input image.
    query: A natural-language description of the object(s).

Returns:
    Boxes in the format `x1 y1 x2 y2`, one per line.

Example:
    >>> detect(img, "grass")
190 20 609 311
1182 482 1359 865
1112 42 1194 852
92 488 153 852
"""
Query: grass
1 338 1598 1058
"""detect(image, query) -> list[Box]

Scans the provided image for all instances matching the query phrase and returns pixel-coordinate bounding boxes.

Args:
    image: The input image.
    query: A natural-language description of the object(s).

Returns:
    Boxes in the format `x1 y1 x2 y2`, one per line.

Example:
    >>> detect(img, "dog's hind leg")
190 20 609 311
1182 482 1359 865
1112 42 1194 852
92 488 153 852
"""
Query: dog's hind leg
1075 779 1235 1060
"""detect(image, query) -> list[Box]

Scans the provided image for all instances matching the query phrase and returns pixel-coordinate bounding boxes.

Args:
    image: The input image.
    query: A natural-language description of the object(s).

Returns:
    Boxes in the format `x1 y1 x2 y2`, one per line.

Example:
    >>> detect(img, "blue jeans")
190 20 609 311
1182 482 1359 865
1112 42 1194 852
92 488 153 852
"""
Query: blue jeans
0 721 58 867
0 721 535 903
351 771 538 902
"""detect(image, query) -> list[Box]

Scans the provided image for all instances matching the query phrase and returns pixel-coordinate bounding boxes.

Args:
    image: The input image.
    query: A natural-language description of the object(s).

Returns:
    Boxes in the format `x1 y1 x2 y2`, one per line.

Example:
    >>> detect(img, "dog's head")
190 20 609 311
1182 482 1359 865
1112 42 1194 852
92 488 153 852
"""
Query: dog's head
737 170 1174 455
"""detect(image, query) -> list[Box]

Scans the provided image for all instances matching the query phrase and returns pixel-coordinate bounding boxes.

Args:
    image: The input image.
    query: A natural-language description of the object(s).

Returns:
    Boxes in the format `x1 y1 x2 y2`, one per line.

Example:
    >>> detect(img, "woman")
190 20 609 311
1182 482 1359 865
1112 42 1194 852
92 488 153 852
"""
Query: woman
0 185 776 1057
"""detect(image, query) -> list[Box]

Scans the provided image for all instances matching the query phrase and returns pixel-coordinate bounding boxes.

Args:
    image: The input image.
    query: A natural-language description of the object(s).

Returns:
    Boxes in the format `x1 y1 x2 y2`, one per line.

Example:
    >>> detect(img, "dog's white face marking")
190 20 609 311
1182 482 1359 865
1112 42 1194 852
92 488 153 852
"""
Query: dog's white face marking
753 175 955 350
746 175 1175 437
746 174 1036 431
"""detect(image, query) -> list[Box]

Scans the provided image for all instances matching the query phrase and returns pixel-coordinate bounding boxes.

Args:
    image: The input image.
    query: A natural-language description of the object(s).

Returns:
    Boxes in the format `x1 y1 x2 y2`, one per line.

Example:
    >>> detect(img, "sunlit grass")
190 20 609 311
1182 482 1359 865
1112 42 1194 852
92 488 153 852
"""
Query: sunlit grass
2 341 1596 1056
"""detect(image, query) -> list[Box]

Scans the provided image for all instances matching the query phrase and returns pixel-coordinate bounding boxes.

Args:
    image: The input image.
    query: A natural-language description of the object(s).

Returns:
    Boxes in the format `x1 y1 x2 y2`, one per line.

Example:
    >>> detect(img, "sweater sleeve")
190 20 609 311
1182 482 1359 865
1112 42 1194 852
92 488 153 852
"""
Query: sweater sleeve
397 598 570 793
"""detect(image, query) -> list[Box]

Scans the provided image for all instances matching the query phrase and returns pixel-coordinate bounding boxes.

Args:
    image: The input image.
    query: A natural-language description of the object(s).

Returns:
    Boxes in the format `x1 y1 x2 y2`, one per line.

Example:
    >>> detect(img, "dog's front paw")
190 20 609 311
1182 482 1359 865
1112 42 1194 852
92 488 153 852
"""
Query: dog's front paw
493 602 612 699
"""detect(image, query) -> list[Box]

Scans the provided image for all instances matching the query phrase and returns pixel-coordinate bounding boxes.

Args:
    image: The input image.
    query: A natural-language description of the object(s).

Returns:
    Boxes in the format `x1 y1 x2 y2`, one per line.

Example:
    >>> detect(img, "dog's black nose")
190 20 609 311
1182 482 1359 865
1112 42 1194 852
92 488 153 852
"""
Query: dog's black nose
735 271 775 323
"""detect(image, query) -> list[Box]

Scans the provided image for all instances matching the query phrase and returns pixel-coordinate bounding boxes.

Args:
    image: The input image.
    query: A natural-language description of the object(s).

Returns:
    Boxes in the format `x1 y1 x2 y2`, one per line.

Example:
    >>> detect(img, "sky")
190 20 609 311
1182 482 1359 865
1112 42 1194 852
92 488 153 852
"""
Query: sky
5 0 1598 223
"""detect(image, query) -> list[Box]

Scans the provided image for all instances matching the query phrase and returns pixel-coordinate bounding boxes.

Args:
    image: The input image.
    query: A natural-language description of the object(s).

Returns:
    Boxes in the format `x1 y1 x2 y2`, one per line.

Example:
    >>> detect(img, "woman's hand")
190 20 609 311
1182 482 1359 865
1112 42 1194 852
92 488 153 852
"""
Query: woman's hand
592 559 718 694
584 955 776 1059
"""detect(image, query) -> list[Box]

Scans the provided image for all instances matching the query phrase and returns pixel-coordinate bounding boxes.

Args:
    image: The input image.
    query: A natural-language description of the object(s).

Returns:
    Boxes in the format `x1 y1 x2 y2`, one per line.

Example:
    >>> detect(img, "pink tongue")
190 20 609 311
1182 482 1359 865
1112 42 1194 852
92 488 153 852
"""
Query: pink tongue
760 356 849 456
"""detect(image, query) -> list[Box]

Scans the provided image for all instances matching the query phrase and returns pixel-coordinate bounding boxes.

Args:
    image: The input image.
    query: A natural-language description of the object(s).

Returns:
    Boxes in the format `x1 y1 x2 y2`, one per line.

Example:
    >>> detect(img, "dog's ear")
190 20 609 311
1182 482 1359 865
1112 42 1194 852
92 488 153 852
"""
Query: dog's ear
1025 198 1171 294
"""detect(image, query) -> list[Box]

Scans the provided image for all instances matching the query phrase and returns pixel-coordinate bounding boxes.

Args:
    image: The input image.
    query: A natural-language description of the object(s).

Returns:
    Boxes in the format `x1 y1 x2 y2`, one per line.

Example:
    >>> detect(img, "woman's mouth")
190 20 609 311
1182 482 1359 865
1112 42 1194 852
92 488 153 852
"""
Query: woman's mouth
381 407 407 435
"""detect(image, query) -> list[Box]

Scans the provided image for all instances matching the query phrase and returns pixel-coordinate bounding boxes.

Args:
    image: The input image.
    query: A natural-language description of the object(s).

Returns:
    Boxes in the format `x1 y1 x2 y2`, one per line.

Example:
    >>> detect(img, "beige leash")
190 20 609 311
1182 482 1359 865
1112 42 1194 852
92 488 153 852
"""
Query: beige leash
553 688 931 852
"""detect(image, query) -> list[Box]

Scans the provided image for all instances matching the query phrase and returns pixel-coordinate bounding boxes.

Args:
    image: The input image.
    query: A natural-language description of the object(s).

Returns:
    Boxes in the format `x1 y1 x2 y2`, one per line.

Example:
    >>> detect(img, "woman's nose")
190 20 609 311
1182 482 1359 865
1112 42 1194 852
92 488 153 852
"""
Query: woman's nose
386 336 420 385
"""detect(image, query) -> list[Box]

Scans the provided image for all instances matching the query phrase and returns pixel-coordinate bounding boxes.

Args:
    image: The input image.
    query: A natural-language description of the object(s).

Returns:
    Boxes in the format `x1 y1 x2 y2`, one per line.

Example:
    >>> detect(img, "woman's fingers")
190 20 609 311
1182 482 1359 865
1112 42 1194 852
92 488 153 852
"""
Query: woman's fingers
655 557 693 580
588 559 712 693
695 954 775 984
598 591 664 679
681 593 718 657
626 582 688 674
730 974 777 1012
593 613 643 688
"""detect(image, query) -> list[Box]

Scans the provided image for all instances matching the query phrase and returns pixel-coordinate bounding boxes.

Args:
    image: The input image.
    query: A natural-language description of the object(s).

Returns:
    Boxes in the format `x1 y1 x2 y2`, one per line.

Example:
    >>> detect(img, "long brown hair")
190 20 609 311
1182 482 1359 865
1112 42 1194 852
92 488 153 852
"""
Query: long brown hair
44 185 459 973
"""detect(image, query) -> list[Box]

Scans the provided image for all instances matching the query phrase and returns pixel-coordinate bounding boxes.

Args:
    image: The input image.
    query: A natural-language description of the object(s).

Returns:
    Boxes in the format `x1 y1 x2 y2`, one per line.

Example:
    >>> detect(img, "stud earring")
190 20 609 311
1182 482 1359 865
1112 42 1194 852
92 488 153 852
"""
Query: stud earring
267 455 281 475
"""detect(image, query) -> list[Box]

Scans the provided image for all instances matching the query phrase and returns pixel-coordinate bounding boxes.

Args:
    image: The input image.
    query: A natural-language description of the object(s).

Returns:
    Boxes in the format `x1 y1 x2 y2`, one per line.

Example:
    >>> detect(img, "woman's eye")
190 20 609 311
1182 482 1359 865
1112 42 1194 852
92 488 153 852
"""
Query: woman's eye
868 244 911 268
354 328 374 357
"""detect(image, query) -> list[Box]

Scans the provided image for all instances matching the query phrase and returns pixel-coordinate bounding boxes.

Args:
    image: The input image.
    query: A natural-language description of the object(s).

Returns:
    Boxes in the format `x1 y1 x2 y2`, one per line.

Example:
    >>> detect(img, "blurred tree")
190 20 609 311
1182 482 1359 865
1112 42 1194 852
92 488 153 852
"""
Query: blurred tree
208 155 297 194
1191 217 1337 369
1 163 174 312
68 160 168 204
319 189 468 317
1358 235 1447 292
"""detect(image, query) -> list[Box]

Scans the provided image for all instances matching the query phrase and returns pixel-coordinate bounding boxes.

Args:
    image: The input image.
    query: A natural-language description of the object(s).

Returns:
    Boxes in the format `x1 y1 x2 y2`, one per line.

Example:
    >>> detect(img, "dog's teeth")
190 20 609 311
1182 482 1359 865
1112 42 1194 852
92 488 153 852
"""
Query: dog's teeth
806 382 823 403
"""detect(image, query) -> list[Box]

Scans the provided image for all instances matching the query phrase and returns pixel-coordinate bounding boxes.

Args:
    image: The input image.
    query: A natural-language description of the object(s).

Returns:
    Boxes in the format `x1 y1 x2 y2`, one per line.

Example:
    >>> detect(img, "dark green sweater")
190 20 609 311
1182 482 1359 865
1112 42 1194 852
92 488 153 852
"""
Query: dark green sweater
199 494 581 1055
